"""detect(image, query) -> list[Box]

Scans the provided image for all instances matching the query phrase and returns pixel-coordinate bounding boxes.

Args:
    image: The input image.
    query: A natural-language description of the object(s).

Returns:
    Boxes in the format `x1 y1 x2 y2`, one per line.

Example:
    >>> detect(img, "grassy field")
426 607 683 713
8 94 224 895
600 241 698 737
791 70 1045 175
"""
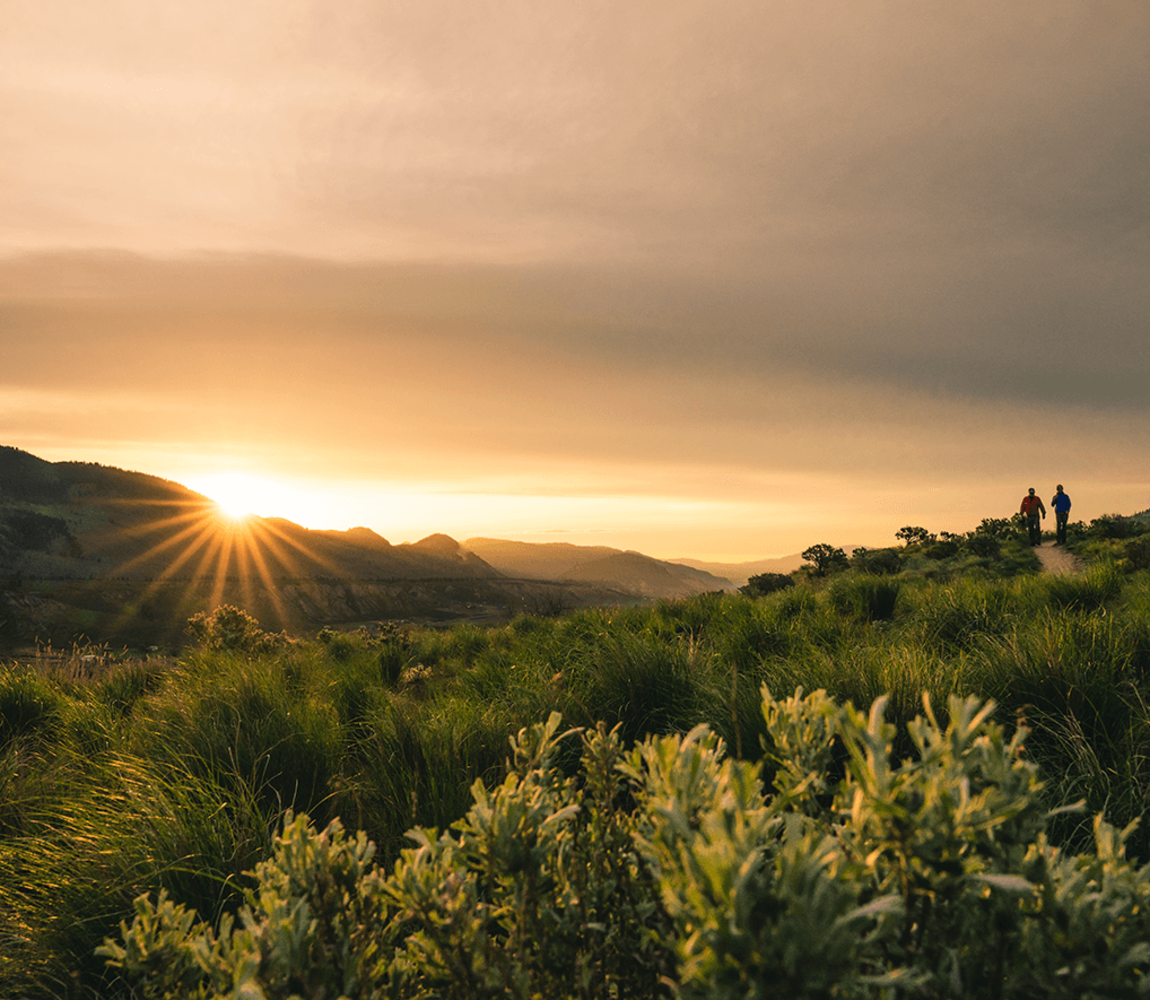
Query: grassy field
3 521 1150 995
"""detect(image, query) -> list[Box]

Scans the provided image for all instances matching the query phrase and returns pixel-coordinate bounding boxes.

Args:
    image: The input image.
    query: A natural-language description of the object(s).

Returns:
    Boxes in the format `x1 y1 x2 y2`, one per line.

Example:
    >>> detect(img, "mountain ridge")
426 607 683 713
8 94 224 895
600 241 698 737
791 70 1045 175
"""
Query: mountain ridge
0 446 745 647
463 537 734 597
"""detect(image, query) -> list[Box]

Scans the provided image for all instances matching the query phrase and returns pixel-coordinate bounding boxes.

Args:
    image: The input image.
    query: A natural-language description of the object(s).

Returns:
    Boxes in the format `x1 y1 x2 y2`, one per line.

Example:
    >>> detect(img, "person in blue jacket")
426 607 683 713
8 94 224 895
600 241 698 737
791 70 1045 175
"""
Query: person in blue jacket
1051 484 1072 545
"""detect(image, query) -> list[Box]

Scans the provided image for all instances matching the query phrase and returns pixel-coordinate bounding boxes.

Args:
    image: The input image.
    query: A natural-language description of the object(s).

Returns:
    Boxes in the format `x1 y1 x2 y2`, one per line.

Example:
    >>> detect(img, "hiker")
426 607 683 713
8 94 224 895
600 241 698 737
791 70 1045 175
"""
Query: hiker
1052 484 1072 545
1020 488 1046 546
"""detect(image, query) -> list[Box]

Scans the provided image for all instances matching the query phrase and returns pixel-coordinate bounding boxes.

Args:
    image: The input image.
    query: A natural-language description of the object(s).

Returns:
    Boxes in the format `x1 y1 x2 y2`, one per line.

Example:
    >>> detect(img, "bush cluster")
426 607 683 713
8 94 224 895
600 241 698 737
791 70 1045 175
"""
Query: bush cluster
184 605 286 654
102 689 1150 999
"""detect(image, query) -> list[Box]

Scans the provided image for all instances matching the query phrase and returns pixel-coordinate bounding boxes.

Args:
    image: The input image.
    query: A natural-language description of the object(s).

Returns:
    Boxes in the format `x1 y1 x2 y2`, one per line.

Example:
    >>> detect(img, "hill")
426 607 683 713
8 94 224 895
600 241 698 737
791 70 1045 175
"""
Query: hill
3 448 731 648
464 537 733 597
0 447 639 648
0 447 499 585
667 554 805 589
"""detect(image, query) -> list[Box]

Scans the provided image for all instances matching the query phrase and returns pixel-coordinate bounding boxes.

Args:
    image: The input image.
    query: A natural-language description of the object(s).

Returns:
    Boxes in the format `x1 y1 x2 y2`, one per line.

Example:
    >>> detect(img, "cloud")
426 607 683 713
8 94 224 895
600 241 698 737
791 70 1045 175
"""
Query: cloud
3 3 1149 555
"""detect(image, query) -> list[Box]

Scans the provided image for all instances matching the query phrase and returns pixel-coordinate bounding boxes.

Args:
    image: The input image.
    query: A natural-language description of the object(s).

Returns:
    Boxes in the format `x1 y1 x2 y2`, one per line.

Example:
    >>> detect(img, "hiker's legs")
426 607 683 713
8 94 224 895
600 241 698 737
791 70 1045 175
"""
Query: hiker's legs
1056 511 1068 545
1027 514 1041 545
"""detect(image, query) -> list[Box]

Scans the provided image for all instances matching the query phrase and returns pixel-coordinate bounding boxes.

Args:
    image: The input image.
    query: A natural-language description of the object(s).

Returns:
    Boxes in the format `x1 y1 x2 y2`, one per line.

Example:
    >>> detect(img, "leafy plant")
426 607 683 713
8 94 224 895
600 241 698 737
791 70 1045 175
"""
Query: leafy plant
184 605 284 653
102 690 1150 999
739 572 795 597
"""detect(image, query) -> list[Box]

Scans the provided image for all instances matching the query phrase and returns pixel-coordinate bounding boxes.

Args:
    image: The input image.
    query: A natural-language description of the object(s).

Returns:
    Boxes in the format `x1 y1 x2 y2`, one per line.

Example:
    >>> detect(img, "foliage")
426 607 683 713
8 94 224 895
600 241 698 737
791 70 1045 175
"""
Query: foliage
13 556 1150 993
895 525 932 546
850 546 902 575
1089 514 1140 540
800 543 849 577
965 533 1001 558
738 571 795 597
0 666 62 748
1124 536 1150 572
185 605 285 654
922 539 958 560
976 517 1020 540
102 690 1150 999
827 573 901 623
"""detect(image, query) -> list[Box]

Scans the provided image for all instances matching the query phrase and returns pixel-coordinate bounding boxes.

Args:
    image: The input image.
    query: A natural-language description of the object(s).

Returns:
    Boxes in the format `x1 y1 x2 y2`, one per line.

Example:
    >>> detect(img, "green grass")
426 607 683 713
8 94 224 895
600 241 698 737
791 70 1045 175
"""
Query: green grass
6 552 1150 995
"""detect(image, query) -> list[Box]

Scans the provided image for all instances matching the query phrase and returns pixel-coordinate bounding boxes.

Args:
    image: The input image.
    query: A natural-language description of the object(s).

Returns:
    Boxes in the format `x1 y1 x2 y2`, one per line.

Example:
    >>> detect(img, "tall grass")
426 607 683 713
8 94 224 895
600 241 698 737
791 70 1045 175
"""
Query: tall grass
6 564 1150 994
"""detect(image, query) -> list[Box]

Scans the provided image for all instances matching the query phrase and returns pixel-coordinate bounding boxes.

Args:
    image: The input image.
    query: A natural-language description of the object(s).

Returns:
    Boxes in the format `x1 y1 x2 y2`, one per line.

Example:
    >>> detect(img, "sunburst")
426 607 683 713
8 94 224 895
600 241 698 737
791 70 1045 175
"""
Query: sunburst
97 488 347 636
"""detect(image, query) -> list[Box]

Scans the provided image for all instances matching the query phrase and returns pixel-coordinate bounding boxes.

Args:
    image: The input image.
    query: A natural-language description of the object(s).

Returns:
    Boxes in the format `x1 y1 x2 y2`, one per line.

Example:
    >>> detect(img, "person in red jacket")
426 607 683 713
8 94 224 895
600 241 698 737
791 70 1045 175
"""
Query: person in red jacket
1020 487 1046 546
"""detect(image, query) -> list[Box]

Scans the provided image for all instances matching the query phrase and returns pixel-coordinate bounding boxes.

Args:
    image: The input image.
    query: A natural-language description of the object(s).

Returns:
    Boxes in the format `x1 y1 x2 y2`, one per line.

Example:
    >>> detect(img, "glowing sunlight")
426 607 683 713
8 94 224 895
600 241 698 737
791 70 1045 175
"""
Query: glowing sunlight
189 474 281 520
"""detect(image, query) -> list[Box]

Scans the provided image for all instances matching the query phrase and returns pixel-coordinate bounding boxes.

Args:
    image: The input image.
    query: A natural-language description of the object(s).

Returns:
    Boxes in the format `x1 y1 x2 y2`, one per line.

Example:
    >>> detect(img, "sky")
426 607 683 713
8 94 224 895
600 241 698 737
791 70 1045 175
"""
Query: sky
2 1 1148 562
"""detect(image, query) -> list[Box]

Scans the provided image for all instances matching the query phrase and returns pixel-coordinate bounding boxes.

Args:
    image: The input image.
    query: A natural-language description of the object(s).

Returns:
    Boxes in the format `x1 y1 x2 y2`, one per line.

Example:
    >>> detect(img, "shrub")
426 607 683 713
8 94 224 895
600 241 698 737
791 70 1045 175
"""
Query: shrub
1090 514 1138 540
828 573 900 623
184 605 283 653
924 539 959 560
1124 536 1150 572
965 533 1001 558
850 546 902 575
103 689 1150 999
976 517 1019 540
739 572 795 597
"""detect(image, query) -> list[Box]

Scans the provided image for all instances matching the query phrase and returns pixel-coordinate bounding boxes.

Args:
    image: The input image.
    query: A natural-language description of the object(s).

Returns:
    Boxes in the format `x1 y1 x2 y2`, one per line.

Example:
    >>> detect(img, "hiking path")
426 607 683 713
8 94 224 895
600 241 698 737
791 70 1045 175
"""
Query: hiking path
1034 541 1083 575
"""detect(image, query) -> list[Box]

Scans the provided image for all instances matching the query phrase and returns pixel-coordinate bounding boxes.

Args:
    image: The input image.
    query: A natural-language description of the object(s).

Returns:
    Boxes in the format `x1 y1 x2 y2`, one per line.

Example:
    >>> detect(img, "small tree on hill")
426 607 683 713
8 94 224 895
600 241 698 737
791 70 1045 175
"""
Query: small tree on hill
895 525 932 547
801 543 848 577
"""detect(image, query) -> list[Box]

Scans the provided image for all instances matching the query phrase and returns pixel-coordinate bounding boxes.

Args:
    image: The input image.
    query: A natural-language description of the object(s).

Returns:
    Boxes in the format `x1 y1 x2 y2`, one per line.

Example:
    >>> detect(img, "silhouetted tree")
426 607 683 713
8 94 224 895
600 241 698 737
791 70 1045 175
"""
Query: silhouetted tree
801 543 848 577
895 526 931 547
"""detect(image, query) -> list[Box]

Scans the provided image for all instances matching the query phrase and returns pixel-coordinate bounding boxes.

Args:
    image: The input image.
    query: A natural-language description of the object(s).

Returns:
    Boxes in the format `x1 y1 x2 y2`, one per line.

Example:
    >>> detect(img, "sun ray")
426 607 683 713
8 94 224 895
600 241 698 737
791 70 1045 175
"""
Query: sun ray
239 523 296 629
95 484 367 637
256 518 347 578
109 515 220 578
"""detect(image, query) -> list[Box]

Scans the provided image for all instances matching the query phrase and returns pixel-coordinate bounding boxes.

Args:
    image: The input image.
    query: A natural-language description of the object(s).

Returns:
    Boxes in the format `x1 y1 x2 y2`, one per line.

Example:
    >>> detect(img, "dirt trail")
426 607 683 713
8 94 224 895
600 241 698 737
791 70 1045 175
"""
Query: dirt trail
1034 541 1083 575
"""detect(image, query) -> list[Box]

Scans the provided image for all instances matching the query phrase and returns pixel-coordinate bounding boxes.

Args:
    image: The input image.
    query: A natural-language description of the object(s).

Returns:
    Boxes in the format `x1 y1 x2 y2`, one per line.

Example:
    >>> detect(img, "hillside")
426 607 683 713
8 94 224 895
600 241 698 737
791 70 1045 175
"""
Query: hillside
667 553 805 589
0 447 500 585
464 537 733 597
1 448 718 648
462 538 623 580
0 447 641 647
560 551 730 599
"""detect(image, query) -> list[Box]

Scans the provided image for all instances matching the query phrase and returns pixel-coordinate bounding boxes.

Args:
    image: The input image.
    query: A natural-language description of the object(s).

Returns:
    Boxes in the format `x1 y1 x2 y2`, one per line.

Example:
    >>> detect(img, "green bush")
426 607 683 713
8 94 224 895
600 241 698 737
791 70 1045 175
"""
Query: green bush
102 689 1150 999
828 573 900 623
739 572 795 597
965 533 1001 558
1089 514 1140 540
1124 536 1150 572
185 605 284 653
0 666 62 747
849 546 902 575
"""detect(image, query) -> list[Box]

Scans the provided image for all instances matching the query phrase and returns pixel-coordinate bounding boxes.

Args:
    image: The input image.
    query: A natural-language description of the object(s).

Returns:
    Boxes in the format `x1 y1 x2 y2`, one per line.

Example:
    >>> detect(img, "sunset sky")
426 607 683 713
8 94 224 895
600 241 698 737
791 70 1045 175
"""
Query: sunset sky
3 1 1148 561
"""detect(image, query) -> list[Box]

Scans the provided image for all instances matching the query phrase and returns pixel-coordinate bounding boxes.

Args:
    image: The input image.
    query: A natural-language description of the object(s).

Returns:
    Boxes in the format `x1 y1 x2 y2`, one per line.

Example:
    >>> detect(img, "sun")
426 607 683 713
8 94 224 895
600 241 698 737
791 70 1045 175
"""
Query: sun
191 473 274 521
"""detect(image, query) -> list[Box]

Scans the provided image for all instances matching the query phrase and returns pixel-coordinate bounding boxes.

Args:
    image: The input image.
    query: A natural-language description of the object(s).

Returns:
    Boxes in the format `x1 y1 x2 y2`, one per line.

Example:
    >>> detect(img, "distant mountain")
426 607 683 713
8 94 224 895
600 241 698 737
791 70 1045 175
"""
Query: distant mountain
560 551 731 599
0 447 639 648
464 537 733 599
668 554 805 589
462 538 624 580
0 446 498 585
